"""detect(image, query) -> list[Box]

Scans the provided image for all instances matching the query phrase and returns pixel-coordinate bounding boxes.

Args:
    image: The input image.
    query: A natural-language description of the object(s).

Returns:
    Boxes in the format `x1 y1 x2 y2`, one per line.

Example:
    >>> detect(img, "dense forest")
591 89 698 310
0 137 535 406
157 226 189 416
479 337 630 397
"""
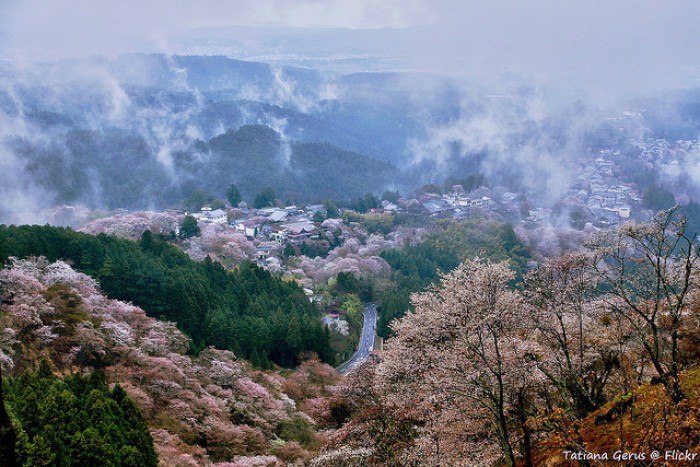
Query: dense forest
0 225 332 367
2 362 157 467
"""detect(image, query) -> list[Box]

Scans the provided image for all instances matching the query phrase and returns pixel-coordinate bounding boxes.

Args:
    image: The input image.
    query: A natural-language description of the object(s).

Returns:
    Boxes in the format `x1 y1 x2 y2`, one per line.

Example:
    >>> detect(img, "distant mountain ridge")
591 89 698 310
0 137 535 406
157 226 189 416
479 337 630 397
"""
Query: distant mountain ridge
4 52 700 222
0 53 420 219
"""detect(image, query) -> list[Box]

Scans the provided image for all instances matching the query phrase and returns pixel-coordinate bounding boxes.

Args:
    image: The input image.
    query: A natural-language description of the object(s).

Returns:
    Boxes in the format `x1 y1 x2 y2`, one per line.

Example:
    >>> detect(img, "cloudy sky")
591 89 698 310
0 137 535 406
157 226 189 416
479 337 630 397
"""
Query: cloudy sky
1 0 699 96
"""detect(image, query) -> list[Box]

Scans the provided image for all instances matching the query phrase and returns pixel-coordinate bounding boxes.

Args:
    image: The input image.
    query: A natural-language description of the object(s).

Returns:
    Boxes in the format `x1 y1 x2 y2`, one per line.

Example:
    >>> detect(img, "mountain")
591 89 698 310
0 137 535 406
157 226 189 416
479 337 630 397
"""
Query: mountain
0 54 436 220
3 52 700 223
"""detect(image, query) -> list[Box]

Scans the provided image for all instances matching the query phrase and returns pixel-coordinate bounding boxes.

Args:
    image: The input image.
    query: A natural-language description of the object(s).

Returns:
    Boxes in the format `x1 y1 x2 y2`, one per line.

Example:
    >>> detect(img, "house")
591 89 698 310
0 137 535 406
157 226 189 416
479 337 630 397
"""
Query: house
232 220 259 238
604 206 631 219
194 208 227 224
268 209 289 223
256 247 272 260
284 205 305 216
381 200 399 211
592 209 621 228
468 196 493 209
282 220 320 242
422 199 453 215
268 224 289 244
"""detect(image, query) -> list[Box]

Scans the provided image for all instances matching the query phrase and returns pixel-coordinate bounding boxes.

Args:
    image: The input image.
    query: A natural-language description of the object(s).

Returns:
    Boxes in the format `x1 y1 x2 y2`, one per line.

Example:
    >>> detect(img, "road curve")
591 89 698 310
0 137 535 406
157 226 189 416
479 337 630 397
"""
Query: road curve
337 303 377 374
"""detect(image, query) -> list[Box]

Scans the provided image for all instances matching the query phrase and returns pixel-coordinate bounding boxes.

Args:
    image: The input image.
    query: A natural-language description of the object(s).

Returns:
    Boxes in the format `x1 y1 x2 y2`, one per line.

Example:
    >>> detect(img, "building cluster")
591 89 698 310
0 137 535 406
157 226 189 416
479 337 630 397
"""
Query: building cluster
563 153 640 228
190 204 334 268
409 151 646 229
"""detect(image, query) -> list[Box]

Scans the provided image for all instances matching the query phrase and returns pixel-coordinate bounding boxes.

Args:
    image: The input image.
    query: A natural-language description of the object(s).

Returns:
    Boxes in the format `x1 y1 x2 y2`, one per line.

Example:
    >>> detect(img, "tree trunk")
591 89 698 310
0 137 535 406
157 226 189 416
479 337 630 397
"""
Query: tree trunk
519 392 534 467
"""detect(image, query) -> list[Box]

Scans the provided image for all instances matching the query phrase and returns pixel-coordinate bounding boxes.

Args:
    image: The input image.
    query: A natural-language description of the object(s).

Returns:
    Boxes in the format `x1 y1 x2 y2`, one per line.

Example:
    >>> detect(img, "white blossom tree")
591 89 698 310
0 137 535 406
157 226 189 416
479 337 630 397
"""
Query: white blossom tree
377 259 541 466
587 207 699 402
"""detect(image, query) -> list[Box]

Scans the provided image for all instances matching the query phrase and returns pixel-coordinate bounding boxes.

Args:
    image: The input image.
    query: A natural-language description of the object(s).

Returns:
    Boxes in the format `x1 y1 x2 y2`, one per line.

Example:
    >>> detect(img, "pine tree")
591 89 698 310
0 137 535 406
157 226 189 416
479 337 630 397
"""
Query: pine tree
0 365 18 467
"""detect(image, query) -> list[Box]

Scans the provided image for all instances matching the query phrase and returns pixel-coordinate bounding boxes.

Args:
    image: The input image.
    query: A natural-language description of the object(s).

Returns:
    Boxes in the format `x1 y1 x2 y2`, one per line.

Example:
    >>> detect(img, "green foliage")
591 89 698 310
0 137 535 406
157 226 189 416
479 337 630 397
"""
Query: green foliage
419 183 442 195
209 199 226 210
340 295 363 321
323 200 340 219
312 210 326 223
183 189 211 212
335 272 359 294
0 371 18 467
4 364 157 467
376 220 530 338
0 225 333 368
283 244 297 258
441 173 488 193
642 184 675 211
342 211 395 235
276 415 317 448
254 187 277 209
226 183 242 207
299 240 331 259
179 215 201 239
338 193 380 213
381 190 400 204
680 201 700 237
182 190 224 211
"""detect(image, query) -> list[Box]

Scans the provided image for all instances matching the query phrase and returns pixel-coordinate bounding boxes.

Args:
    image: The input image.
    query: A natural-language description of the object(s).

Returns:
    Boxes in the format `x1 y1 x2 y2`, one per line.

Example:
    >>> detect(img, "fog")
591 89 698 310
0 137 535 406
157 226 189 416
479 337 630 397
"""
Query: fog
3 1 699 96
1 1 700 222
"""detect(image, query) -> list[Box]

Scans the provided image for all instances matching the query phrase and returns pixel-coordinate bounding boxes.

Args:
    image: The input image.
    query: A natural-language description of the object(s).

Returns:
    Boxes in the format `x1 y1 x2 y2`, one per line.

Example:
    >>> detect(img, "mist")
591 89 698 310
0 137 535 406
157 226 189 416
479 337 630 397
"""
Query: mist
4 1 699 94
1 1 700 223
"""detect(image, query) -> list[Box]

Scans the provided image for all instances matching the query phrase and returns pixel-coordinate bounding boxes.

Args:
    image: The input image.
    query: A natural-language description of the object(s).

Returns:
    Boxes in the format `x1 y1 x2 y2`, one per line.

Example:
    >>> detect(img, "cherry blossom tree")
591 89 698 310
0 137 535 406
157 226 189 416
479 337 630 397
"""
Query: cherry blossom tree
0 257 335 465
587 207 699 402
524 253 629 418
368 260 541 466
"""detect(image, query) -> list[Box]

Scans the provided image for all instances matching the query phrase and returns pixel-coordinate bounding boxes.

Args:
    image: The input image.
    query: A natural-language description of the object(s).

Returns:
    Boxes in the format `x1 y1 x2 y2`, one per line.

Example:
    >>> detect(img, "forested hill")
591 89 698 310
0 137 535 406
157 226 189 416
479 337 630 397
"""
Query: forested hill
0 225 332 367
201 124 397 202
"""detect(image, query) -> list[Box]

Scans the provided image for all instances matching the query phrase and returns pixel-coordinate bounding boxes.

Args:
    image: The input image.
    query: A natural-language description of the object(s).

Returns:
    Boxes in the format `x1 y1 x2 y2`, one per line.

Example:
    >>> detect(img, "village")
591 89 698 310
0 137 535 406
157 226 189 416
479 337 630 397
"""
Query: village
66 134 699 351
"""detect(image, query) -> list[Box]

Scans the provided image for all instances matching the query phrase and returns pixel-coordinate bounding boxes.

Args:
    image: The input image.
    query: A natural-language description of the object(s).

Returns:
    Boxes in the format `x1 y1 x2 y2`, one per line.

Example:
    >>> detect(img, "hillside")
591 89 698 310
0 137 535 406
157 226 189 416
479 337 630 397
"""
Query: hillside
533 367 700 466
0 225 332 367
0 257 340 465
313 210 700 466
202 125 397 202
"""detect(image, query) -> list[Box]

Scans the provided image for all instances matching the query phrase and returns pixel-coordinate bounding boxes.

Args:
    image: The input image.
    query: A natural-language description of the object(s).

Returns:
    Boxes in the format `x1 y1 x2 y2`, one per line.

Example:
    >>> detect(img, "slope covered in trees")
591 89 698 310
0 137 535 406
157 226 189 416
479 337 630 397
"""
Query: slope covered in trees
204 125 397 203
3 363 157 467
376 219 529 338
9 121 398 213
0 225 331 367
318 209 700 466
0 257 339 465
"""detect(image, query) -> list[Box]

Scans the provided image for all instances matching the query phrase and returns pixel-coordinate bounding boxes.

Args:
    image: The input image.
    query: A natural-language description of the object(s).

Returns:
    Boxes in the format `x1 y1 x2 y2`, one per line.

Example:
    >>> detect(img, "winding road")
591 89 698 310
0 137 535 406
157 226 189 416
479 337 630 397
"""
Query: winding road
337 303 377 374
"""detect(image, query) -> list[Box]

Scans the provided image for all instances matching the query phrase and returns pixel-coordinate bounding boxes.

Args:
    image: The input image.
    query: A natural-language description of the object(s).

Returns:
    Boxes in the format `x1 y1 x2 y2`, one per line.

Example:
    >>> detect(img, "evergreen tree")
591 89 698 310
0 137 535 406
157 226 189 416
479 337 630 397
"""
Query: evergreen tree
226 183 242 207
0 225 333 368
254 187 277 208
323 200 339 218
179 215 201 239
5 366 157 467
283 243 296 258
0 366 18 467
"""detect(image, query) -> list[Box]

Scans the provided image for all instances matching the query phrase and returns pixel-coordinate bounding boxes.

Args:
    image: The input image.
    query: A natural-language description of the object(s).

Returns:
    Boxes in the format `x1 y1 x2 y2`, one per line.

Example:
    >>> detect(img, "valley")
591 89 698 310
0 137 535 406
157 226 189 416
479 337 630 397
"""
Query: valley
1 4 700 465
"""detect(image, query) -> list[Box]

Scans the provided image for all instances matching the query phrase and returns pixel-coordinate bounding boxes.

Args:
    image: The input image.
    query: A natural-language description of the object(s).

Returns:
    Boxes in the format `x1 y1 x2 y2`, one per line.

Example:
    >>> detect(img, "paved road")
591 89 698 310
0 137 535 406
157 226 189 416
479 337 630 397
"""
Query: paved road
337 303 377 374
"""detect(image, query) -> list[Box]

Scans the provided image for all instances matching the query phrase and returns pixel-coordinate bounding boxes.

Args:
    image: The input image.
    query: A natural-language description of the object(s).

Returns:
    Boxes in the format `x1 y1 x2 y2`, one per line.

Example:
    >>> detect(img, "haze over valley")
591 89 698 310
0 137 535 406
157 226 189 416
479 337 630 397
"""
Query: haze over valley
1 2 700 466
